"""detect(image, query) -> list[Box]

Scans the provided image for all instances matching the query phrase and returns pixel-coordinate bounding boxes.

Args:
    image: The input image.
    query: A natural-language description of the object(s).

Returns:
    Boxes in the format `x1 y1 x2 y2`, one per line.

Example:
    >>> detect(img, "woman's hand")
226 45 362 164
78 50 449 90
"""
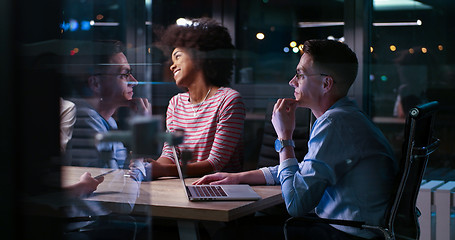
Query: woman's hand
192 172 240 185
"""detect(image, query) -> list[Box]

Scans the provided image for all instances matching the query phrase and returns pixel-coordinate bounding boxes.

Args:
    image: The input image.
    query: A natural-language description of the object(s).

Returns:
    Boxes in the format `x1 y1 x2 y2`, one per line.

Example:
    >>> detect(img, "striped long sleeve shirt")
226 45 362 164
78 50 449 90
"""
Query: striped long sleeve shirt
160 87 245 172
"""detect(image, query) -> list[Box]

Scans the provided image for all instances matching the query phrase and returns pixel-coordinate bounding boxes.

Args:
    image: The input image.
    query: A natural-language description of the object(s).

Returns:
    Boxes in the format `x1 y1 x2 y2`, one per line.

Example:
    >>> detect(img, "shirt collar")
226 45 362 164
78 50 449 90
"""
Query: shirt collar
327 96 352 111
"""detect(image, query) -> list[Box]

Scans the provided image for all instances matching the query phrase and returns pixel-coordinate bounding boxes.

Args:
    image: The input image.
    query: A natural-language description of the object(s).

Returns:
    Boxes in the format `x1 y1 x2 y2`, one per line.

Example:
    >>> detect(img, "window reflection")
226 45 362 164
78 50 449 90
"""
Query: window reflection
370 0 455 167
10 0 455 238
58 0 455 183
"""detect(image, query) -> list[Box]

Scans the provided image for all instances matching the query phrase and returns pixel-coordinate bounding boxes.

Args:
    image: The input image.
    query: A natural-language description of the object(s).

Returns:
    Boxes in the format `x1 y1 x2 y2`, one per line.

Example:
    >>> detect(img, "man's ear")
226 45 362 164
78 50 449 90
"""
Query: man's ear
88 75 101 95
322 75 334 92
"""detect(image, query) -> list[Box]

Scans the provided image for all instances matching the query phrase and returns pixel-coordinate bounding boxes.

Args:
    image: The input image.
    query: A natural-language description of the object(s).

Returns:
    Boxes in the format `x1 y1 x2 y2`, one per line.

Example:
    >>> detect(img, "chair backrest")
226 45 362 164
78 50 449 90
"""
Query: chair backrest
256 101 312 168
386 101 440 239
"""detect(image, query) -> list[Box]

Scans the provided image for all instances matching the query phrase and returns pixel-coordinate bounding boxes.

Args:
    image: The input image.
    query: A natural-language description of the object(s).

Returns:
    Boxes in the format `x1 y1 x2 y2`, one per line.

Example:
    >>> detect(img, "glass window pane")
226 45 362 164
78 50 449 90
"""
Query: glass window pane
371 1 455 168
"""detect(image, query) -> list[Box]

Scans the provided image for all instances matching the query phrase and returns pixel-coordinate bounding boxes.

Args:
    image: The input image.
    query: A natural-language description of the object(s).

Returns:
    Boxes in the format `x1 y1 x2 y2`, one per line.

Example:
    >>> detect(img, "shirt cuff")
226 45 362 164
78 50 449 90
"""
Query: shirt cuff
278 158 299 175
260 167 276 185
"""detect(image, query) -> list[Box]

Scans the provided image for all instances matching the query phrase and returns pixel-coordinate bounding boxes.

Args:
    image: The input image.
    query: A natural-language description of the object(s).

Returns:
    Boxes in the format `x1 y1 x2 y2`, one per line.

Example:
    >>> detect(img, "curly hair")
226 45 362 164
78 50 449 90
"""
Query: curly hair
159 17 235 87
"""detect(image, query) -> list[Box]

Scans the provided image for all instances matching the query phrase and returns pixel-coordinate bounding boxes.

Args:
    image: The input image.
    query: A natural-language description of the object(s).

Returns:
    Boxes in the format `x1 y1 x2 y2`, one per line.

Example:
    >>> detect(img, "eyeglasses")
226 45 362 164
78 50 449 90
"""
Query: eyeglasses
294 72 334 83
294 72 329 80
95 69 133 80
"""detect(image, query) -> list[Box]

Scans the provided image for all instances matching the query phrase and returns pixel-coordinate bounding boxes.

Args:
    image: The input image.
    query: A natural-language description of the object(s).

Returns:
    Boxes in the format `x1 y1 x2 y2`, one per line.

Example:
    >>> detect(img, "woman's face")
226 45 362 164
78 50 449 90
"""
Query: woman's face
99 52 138 106
169 48 199 88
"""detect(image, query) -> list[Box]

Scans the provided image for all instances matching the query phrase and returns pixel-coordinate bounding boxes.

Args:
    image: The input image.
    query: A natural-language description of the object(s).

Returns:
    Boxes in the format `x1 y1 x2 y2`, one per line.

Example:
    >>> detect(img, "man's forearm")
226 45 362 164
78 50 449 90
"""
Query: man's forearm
237 169 267 185
279 145 296 163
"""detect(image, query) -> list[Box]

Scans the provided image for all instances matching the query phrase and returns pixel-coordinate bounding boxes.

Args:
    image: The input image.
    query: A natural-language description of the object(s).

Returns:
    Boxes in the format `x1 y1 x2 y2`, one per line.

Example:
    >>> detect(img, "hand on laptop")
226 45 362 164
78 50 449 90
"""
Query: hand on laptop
192 172 241 185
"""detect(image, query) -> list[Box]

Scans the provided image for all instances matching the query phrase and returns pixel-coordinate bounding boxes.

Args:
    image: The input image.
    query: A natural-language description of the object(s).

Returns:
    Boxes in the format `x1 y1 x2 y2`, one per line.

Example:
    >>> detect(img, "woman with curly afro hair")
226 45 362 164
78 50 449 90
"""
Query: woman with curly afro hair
141 17 245 179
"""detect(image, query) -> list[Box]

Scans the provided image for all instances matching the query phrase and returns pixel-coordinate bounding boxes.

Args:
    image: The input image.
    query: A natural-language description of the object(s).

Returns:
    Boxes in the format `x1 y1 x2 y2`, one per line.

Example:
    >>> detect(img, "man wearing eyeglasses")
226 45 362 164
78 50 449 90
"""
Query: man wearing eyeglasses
194 39 397 240
65 40 150 169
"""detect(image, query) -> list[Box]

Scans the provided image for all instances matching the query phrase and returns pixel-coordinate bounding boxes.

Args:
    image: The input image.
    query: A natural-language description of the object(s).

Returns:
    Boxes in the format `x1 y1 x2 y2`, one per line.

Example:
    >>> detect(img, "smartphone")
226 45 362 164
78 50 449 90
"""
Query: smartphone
94 169 116 180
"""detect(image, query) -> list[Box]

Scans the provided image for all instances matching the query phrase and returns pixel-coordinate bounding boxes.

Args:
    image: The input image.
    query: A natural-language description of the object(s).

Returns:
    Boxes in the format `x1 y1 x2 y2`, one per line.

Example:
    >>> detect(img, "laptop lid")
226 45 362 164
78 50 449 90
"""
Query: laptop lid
173 147 261 201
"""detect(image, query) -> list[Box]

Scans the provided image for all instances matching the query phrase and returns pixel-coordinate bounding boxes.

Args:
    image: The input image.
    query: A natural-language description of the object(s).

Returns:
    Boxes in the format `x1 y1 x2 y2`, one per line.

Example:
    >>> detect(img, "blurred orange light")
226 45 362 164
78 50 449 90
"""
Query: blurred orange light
96 14 104 20
370 47 373 53
409 48 415 54
421 47 427 53
438 45 443 51
389 45 396 52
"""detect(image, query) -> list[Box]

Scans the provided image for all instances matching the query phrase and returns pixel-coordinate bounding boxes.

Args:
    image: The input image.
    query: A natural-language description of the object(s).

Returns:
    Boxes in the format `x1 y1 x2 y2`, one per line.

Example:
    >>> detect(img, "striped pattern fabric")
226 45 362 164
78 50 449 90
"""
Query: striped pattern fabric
161 87 245 172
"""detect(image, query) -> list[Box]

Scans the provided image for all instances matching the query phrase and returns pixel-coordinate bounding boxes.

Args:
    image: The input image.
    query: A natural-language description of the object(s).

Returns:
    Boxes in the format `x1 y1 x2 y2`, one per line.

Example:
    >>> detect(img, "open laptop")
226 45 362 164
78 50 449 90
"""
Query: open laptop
173 148 261 201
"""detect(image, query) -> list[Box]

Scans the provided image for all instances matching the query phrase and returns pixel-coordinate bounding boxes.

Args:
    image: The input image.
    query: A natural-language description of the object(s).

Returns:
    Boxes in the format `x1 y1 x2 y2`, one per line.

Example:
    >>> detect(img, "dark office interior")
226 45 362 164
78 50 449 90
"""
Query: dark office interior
3 0 455 239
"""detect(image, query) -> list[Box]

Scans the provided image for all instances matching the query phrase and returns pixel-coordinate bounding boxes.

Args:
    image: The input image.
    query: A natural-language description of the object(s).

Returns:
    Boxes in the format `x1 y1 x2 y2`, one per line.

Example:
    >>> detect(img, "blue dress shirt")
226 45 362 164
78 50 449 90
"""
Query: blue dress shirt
261 97 397 239
67 99 127 168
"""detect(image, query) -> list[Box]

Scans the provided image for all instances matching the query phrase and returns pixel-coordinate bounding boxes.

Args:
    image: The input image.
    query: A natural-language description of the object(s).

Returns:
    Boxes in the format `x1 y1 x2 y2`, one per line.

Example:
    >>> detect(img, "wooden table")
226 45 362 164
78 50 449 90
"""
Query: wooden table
62 166 284 239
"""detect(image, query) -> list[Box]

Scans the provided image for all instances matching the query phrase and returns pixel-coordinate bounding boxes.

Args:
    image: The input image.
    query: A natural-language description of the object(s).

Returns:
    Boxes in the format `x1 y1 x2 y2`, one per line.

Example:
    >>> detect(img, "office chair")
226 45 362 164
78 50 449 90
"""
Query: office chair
283 101 440 240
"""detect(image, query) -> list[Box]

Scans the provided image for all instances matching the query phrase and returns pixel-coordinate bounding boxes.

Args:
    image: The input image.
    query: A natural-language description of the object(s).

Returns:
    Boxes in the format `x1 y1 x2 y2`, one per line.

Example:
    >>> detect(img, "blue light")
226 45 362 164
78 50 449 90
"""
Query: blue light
283 47 290 53
60 21 70 31
81 21 91 31
69 19 79 31
380 75 388 81
126 82 176 85
369 74 375 81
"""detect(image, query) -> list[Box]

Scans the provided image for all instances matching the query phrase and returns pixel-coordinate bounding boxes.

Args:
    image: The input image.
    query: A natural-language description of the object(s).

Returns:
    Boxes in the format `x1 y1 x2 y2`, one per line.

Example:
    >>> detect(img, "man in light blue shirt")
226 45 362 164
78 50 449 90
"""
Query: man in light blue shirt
194 39 397 239
67 98 128 168
64 40 150 169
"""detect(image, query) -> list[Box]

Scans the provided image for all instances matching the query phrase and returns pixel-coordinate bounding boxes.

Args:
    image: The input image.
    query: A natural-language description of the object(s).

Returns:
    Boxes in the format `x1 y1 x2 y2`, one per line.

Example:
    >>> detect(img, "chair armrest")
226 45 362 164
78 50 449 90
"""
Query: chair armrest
64 215 98 223
284 216 393 240
413 137 440 158
284 216 365 228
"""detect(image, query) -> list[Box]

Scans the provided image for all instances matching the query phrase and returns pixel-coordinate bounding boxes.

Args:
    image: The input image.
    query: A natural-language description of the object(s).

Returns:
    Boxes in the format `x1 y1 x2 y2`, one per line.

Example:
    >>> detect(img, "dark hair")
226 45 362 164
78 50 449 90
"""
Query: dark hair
159 17 234 87
90 40 125 74
65 40 125 97
303 39 358 94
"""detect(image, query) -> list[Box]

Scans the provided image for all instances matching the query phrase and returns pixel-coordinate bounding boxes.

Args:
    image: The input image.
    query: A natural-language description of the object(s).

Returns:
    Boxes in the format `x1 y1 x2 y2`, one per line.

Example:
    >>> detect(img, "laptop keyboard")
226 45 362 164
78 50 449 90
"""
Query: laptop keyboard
192 185 227 197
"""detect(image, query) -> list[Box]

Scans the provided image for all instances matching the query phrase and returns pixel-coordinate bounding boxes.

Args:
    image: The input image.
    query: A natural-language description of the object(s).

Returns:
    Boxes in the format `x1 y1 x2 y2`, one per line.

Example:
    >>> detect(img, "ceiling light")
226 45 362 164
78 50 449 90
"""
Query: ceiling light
373 0 432 11
298 20 422 28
